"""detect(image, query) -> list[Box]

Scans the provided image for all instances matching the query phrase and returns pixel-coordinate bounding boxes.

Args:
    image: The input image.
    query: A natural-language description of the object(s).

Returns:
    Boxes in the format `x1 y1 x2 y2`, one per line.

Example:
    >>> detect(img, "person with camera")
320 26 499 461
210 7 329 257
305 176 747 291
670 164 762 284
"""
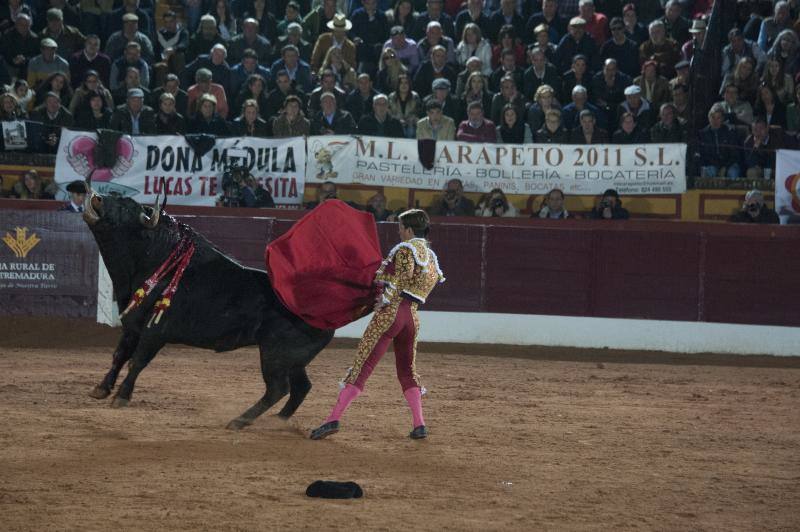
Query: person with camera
730 189 779 224
476 188 518 217
429 178 476 216
589 188 630 220
30 91 73 153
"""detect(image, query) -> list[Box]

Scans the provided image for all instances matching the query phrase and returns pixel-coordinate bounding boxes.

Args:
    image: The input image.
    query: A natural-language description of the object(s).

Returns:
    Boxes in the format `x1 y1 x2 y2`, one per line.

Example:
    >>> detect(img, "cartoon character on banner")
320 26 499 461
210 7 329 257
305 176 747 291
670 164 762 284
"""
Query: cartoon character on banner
311 139 348 180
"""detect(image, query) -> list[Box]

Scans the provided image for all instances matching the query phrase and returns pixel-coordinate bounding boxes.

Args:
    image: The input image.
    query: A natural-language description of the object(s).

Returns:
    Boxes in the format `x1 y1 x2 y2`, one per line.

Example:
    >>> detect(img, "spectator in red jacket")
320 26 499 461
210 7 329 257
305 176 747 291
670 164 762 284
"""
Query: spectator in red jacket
457 101 496 142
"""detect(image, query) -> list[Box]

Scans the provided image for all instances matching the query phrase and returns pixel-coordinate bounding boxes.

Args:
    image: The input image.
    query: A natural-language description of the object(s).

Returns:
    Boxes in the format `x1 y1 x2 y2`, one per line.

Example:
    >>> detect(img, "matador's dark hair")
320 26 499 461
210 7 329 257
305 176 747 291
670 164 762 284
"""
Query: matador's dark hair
398 209 430 238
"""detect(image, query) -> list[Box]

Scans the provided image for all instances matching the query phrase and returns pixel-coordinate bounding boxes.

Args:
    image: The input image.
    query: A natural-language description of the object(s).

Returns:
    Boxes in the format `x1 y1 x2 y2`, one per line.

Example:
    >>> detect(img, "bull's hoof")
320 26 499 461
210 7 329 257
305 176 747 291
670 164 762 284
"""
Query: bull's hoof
111 396 129 408
89 385 111 399
226 417 252 431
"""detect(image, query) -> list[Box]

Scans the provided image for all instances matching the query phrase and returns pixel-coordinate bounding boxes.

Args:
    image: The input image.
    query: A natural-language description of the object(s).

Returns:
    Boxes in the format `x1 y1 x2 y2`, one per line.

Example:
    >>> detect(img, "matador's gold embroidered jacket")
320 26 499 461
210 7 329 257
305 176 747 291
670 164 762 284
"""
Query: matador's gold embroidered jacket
375 238 445 304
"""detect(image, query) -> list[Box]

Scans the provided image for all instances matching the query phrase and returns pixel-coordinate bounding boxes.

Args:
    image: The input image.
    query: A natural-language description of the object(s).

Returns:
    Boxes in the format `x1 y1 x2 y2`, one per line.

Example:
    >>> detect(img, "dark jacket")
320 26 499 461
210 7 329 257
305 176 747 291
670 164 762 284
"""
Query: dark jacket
155 112 186 135
730 206 780 224
109 105 157 134
612 127 650 144
569 127 608 144
358 114 405 137
523 64 562 101
231 117 271 137
310 109 357 135
75 108 113 130
429 195 476 216
649 120 687 143
696 124 742 169
535 126 569 143
187 114 230 136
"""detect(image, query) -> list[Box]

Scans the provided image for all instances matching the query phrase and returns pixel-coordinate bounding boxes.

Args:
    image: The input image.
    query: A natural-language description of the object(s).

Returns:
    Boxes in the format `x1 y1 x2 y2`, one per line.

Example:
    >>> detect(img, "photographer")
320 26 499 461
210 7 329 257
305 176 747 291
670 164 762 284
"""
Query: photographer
589 188 630 220
429 178 476 216
30 92 73 153
476 188 518 217
217 160 275 208
730 189 779 224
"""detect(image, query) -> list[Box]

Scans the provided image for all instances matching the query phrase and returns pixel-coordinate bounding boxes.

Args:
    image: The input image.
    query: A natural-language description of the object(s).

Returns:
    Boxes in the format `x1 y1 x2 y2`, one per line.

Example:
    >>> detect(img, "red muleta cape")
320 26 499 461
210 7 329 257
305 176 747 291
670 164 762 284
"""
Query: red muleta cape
265 200 383 330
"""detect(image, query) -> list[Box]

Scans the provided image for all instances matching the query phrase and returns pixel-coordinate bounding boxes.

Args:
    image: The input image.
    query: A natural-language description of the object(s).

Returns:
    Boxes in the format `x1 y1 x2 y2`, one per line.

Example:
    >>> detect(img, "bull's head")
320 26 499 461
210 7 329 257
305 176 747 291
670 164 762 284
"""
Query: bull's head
82 177 164 232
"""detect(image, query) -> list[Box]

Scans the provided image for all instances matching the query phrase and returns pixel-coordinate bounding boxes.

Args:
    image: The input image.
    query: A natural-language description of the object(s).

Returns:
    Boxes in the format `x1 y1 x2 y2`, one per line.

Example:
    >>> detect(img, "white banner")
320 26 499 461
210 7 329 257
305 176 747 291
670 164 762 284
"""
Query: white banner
307 135 686 195
775 149 800 224
55 130 305 206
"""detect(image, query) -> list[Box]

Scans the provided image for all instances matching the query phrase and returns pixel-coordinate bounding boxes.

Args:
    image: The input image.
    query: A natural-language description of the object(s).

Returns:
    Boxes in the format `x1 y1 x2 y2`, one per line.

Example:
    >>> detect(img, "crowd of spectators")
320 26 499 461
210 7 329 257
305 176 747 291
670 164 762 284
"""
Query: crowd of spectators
0 0 797 186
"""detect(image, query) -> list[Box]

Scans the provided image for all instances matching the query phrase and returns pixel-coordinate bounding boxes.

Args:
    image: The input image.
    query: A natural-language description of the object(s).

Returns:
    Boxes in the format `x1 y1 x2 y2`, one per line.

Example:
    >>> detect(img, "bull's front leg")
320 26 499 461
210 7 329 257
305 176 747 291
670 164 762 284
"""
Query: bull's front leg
111 337 165 408
89 329 140 399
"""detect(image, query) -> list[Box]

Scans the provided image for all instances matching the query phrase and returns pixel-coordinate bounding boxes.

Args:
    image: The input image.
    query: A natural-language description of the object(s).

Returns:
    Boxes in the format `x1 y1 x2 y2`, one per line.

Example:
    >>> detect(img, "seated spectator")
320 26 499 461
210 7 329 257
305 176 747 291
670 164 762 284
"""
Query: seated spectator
309 69 347 113
591 58 631 122
489 47 525 93
621 4 649 46
320 47 357 93
349 0 390 73
376 48 408 94
310 91 357 134
429 178 475 216
187 93 230 135
758 1 792 52
491 75 526 125
105 0 153 38
562 53 593 104
423 77 464 123
390 0 419 40
670 59 690 88
383 26 420 75
762 58 795 105
414 44 458 98
12 80 35 114
30 92 73 152
111 67 149 105
555 16 596 74
744 116 783 179
264 68 307 119
183 43 233 97
717 83 754 126
589 188 630 220
27 38 70 90
412 0 454 42
578 0 609 48
754 84 787 129
40 8 86 60
612 111 649 143
9 169 57 200
639 20 680 79
2 15 39 82
569 108 608 144
154 92 186 134
562 84 604 130
729 189 780 223
523 46 561 101
455 0 491 49
35 71 73 107
455 56 488 98
270 44 313 93
535 188 570 219
617 84 653 130
476 187 518 217
60 180 87 212
525 0 568 46
241 0 278 43
304 179 361 210
530 23 559 64
535 108 569 143
527 83 561 133
365 192 396 222
346 73 378 123
228 17 271 66
418 21 456 65
0 93 25 121
721 57 760 106
235 74 271 122
682 18 706 62
455 23 492 76
110 87 156 134
153 10 190 76
106 13 154 63
488 0 524 44
358 93 404 137
697 103 743 178
457 101 495 142
74 90 113 130
231 98 271 137
492 25 526 70
211 0 238 42
634 60 670 112
275 23 312 64
186 15 225 64
187 68 229 119
660 0 690 46
110 42 151 91
649 103 687 143
722 28 766 79
786 84 800 133
496 103 532 143
69 34 111 89
462 71 493 115
272 94 311 137
599 16 639 78
150 74 189 119
416 99 455 140
766 29 800 78
388 73 422 137
310 14 356 71
671 82 691 123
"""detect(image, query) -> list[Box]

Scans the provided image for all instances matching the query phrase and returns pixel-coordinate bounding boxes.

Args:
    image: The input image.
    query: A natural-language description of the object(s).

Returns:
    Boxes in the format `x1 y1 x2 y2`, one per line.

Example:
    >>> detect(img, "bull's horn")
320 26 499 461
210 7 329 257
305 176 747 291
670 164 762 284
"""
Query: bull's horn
82 192 100 225
140 194 161 228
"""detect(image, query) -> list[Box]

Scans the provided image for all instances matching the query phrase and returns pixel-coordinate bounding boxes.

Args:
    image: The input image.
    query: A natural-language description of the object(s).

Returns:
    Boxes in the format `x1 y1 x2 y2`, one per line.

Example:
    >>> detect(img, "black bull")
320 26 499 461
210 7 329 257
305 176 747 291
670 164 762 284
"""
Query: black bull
81 187 334 430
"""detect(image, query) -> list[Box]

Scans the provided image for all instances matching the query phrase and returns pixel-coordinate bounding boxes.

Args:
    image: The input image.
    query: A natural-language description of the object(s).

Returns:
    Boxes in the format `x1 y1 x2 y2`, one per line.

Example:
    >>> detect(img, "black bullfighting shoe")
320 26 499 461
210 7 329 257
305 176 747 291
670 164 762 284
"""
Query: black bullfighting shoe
409 425 428 439
310 420 340 440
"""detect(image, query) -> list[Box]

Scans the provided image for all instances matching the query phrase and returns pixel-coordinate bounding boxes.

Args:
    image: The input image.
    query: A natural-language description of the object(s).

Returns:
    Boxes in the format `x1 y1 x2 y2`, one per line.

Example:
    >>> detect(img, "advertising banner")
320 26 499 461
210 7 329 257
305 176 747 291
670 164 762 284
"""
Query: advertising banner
775 149 800 224
54 130 306 206
307 135 686 195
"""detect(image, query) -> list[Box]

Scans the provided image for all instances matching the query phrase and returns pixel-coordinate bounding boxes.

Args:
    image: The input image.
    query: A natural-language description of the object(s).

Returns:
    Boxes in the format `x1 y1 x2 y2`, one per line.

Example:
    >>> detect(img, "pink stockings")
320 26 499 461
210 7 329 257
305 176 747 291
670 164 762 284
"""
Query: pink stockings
324 384 425 429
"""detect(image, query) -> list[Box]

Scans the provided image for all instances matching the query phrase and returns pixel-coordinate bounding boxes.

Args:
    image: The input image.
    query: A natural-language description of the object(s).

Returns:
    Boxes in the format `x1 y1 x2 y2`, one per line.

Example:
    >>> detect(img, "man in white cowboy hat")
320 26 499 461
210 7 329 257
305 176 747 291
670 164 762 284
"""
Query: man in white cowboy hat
682 18 707 62
310 13 356 71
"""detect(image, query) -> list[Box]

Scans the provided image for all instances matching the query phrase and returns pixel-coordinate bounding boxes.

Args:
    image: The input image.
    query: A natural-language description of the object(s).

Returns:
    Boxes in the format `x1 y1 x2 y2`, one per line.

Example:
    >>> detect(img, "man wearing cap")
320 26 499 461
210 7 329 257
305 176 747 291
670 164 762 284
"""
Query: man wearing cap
187 68 229 119
275 22 312 64
310 13 356 71
151 74 189 118
414 45 457 98
350 0 391 73
110 87 156 134
310 91 357 134
302 0 340 43
27 38 70 88
670 59 690 88
424 77 463 123
183 43 233 96
383 26 420 74
722 27 766 78
682 18 706 61
730 189 780 223
658 0 690 46
70 34 112 89
186 15 225 64
188 93 230 135
106 12 155 62
228 18 272 65
416 99 456 140
599 16 639 78
31 92 73 152
110 41 150 91
1 14 40 81
107 0 153 38
39 8 85 58
358 93 404 137
60 181 88 213
639 20 681 79
413 0 455 42
555 16 597 73
618 84 653 129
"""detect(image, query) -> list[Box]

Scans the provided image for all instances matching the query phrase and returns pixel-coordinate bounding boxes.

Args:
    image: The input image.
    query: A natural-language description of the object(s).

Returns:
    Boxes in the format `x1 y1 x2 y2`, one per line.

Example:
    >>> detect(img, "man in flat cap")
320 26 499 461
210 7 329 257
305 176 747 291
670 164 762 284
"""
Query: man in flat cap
617 84 653 129
106 12 154 62
40 7 85 58
60 181 88 212
555 16 597 73
27 37 70 88
110 87 156 134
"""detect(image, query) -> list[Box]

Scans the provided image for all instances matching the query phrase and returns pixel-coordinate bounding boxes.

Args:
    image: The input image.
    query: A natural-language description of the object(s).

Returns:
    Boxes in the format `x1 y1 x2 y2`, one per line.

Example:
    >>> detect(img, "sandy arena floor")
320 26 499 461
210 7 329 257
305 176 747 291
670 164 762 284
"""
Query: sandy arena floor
1 318 799 531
